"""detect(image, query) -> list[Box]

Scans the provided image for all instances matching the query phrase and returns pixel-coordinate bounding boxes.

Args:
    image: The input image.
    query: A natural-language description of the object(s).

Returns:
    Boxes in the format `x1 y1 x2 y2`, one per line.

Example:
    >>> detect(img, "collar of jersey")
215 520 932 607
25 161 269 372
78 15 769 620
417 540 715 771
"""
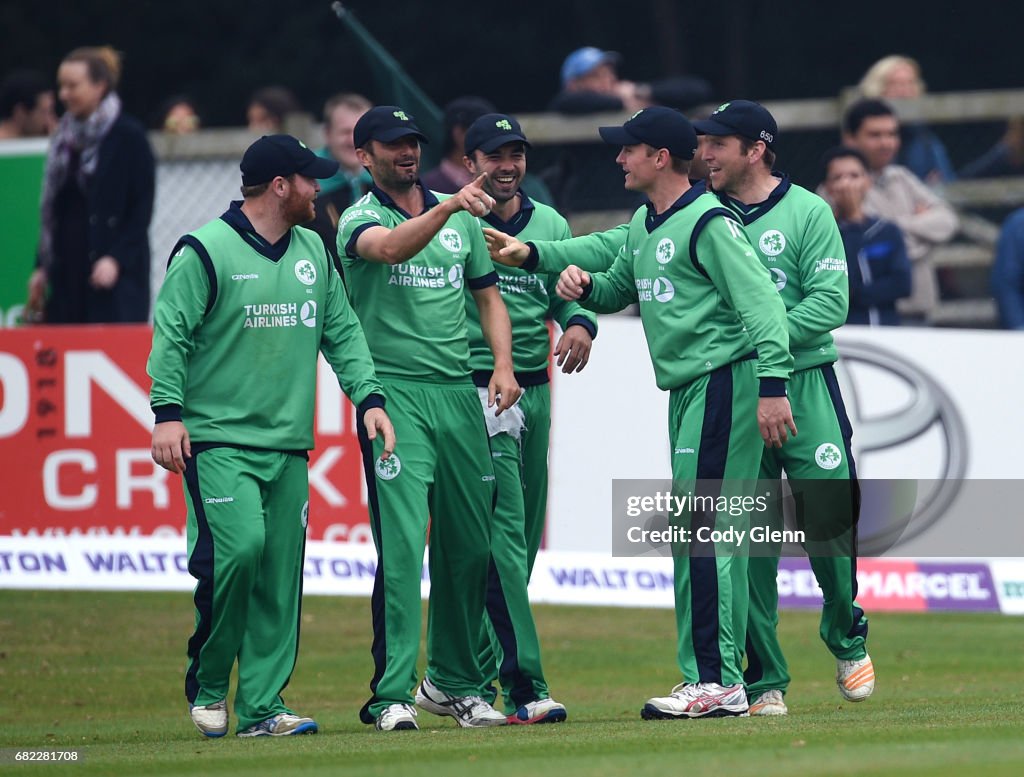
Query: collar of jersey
220 201 292 262
370 182 440 219
716 173 791 225
644 181 706 233
482 190 535 236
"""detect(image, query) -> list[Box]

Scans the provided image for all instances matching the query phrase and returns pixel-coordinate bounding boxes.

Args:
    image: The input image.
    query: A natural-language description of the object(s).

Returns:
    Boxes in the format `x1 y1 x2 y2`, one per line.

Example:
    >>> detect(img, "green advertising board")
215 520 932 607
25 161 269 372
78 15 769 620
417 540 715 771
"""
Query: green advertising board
0 138 47 327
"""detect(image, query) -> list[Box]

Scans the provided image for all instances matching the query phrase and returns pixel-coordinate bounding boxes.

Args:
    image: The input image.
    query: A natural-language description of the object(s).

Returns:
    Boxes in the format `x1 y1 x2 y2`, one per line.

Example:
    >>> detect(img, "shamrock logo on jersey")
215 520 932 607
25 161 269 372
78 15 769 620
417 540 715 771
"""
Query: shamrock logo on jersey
758 230 786 257
814 443 843 471
393 110 409 121
655 238 675 264
439 228 463 253
496 119 512 131
295 259 317 286
375 454 402 481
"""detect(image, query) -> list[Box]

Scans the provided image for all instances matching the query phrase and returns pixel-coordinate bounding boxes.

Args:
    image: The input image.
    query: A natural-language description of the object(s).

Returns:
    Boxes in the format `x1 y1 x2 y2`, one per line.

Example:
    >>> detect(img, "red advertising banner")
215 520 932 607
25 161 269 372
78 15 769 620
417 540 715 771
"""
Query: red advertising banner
0 325 372 541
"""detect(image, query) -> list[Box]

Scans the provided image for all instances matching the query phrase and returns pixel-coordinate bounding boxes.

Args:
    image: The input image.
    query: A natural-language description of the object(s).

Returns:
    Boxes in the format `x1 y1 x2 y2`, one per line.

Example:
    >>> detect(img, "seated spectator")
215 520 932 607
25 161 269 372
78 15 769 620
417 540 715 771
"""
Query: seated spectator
306 92 373 261
959 117 1024 179
858 55 955 185
246 86 300 133
991 208 1024 330
548 46 712 115
157 95 201 134
0 69 57 139
819 98 958 323
822 146 911 326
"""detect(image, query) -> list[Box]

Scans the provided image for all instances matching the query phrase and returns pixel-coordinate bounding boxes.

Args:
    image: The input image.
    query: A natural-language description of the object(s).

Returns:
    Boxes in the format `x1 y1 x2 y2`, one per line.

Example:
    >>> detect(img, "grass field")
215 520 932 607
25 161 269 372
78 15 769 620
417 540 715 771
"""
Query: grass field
1 591 1022 777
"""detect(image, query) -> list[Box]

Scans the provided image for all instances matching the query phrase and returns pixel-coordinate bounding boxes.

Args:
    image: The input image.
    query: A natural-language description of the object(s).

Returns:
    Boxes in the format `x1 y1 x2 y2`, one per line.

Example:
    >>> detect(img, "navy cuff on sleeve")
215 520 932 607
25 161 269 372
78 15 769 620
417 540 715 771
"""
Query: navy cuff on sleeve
565 315 597 339
579 279 593 301
357 393 387 415
467 270 499 290
522 243 540 273
759 378 787 397
153 404 183 423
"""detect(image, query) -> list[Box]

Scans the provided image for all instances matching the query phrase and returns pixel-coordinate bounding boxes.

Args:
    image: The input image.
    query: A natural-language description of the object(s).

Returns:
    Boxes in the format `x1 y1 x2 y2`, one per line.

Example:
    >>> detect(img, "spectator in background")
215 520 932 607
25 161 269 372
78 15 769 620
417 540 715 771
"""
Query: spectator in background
991 208 1024 330
0 69 57 139
822 146 911 326
158 95 201 134
548 46 712 115
959 117 1024 179
26 46 155 324
858 55 955 185
306 92 373 261
421 96 496 193
246 86 300 133
821 98 958 324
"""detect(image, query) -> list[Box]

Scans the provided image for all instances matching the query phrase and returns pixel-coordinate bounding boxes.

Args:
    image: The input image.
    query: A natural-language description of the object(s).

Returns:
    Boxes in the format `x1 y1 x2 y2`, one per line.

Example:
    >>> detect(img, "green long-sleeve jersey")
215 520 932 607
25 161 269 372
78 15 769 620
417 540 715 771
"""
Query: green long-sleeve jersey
338 185 499 382
466 194 597 380
576 187 793 391
714 176 848 371
148 204 384 451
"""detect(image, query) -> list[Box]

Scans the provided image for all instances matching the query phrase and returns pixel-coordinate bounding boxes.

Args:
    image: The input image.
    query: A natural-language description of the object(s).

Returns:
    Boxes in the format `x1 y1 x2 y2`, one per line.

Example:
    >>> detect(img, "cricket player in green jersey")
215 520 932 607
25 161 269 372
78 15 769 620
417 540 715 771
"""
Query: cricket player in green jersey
695 100 873 714
553 107 796 719
461 113 597 724
338 106 520 732
148 134 395 738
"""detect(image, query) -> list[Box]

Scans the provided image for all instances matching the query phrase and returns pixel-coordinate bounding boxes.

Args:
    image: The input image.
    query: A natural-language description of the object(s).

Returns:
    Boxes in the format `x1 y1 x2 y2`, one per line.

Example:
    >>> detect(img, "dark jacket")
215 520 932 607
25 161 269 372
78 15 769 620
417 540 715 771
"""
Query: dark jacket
47 113 155 323
840 216 912 326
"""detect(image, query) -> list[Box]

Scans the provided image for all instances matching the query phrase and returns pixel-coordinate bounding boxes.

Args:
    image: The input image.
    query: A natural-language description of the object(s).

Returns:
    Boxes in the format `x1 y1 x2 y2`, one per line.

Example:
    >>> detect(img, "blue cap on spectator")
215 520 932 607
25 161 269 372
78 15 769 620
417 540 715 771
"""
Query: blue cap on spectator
353 105 429 149
561 47 621 86
465 113 531 155
598 107 698 160
240 134 338 186
693 100 778 149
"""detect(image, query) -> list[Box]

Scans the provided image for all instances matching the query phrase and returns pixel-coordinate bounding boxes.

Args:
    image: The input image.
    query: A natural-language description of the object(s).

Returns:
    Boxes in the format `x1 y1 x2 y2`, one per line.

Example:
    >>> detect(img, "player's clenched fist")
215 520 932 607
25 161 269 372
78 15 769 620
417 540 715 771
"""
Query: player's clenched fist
556 265 590 301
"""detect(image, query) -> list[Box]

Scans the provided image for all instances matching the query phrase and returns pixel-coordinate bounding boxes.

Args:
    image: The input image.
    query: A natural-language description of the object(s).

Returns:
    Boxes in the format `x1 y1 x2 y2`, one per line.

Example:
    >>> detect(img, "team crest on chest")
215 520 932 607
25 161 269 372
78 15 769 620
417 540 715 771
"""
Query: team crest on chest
438 228 463 253
294 259 317 285
655 238 675 264
758 230 786 257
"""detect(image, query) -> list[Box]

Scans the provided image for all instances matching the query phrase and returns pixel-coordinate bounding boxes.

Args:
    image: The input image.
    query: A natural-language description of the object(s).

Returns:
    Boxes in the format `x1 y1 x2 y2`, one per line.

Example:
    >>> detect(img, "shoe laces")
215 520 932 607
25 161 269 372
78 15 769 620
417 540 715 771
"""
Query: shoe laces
757 689 784 704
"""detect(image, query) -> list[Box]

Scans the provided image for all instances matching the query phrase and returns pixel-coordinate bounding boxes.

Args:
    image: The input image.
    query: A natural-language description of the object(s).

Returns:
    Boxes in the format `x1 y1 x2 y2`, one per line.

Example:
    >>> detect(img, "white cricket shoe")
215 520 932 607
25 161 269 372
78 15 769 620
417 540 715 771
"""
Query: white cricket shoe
641 682 749 719
837 654 875 702
237 712 318 737
748 689 788 716
508 698 568 725
415 676 508 728
190 699 227 738
376 703 419 731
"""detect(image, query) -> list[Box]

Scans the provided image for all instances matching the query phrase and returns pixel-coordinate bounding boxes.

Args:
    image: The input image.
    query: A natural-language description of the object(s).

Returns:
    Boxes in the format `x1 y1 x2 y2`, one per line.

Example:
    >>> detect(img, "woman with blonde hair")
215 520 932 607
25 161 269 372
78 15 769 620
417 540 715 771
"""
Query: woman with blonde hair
857 54 955 184
27 46 155 323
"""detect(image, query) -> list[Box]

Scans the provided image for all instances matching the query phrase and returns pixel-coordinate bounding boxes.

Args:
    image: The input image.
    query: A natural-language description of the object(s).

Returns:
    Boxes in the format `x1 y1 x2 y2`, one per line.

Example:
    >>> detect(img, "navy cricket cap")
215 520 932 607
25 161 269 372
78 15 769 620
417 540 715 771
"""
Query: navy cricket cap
561 47 621 86
693 100 778 149
353 105 429 149
598 107 698 160
464 113 531 155
240 134 339 186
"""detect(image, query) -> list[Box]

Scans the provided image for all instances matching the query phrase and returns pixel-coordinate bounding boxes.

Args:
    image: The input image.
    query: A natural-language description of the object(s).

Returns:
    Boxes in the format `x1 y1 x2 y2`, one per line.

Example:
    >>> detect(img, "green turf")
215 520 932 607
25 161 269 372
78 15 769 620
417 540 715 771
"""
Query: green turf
1 591 1021 777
